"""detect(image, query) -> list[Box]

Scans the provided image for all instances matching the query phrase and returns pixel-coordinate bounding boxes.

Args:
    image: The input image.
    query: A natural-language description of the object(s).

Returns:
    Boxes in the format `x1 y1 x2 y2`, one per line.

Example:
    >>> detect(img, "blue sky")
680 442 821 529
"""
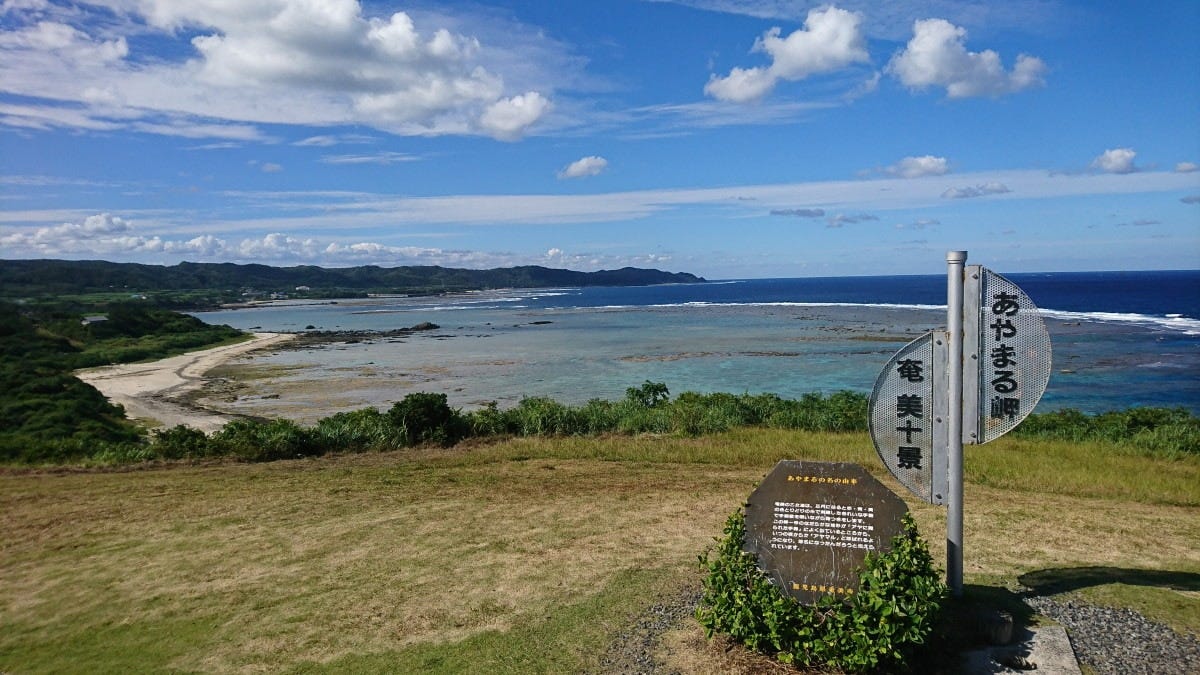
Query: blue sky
1 0 1197 279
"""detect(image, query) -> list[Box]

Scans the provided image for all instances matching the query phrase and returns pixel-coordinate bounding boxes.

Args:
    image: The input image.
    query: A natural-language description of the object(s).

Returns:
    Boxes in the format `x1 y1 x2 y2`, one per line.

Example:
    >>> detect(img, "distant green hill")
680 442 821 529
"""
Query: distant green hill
0 259 705 301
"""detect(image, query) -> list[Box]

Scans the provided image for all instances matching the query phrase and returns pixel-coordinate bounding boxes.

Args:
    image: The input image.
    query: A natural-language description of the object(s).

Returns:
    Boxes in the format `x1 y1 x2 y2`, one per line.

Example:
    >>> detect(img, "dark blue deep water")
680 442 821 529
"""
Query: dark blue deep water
520 270 1200 322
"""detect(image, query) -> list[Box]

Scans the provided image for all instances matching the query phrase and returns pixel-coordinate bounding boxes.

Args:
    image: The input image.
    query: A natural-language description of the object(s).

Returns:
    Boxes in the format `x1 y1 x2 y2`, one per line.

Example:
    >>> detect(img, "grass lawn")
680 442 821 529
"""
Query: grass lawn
2 429 1198 673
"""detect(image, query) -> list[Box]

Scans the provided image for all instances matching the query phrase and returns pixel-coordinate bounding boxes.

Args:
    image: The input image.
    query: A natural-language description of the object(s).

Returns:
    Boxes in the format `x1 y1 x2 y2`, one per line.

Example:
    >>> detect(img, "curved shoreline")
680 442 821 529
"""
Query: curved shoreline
76 333 296 433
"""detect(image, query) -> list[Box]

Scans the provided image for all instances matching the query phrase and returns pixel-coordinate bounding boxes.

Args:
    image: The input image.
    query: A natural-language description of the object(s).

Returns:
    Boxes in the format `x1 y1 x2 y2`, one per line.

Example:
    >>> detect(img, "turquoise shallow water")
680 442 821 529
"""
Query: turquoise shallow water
194 281 1200 420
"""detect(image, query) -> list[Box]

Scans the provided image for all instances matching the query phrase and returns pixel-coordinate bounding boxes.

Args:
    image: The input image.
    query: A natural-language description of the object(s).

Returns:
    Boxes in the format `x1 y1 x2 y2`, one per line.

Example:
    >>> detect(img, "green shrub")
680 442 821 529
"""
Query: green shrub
756 391 869 433
465 401 510 437
625 380 670 408
668 394 742 436
213 418 316 461
576 398 621 434
388 392 465 446
90 442 158 465
1014 406 1199 457
506 396 580 436
1129 424 1200 460
150 425 213 459
612 399 671 434
697 511 945 672
313 408 404 452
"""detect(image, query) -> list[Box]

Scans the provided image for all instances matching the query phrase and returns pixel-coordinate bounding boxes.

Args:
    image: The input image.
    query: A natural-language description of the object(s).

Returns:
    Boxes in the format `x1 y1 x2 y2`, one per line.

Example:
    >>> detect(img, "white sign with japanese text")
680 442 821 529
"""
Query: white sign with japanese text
868 332 949 504
963 267 1053 444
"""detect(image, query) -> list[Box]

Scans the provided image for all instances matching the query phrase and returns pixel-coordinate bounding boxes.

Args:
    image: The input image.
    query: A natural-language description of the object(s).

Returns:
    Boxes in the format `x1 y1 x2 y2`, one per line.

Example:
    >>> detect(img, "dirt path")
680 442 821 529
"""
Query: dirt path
76 333 296 433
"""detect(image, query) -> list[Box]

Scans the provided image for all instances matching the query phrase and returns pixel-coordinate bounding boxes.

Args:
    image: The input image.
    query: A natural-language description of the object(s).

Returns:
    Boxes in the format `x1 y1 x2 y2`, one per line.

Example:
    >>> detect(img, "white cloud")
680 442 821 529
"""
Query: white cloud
886 155 950 178
181 234 226 257
237 233 321 260
0 208 681 270
705 6 869 102
895 218 940 230
260 162 283 173
1175 162 1198 173
558 156 608 179
0 2 555 139
133 119 267 141
704 66 776 103
845 71 881 100
478 91 551 140
187 142 242 151
632 99 838 132
941 182 1011 199
4 169 1197 266
294 133 375 147
826 213 878 227
0 102 124 132
641 0 1064 41
887 18 1046 98
294 135 339 147
770 208 825 217
1091 148 1137 174
756 8 869 79
320 152 418 165
156 168 1198 234
0 212 231 256
0 212 129 247
1 0 53 14
0 20 127 62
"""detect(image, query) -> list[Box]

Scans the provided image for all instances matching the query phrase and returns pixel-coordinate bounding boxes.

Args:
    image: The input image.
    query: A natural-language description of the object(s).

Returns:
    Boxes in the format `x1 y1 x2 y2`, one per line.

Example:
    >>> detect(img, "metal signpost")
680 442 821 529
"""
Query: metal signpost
869 251 1051 597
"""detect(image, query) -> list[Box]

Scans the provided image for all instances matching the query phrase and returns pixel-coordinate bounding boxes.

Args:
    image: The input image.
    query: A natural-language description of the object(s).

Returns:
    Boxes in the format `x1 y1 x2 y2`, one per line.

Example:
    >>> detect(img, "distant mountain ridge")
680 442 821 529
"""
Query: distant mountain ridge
0 259 706 296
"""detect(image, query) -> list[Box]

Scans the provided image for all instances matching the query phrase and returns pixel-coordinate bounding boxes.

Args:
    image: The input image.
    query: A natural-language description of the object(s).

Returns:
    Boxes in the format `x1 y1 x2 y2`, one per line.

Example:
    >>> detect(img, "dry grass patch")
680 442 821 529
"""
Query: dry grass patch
1 449 760 673
2 430 1197 673
657 624 805 675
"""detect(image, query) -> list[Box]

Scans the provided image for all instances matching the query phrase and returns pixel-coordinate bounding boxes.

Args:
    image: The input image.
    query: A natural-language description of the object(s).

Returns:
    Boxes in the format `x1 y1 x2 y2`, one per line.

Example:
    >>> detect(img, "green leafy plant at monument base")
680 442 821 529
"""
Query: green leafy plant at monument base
696 511 946 672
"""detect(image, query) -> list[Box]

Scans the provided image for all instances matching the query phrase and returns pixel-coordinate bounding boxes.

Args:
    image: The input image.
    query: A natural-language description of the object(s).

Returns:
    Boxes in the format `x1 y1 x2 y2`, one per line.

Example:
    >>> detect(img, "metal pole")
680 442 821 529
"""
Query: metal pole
946 251 967 598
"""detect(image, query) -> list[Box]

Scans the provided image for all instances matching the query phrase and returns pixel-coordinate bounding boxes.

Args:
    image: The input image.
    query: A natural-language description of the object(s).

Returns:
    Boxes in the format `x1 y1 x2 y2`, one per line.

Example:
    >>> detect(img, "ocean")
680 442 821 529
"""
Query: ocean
193 270 1200 421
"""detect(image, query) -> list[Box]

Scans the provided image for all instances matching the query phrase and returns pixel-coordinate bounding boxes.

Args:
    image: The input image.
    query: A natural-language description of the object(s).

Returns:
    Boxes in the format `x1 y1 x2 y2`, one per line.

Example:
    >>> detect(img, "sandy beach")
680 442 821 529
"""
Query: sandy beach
76 333 296 433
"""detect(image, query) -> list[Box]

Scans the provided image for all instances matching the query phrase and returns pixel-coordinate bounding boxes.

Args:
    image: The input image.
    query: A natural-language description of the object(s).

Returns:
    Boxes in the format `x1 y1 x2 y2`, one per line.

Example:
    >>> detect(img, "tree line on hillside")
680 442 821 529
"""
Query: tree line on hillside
0 259 705 301
0 300 244 458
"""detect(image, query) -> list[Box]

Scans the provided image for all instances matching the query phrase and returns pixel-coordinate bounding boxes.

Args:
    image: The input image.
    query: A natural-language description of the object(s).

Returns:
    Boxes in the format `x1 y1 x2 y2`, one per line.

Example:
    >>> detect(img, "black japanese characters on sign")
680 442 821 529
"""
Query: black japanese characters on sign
968 268 1052 444
868 333 946 504
988 291 1022 419
743 461 908 605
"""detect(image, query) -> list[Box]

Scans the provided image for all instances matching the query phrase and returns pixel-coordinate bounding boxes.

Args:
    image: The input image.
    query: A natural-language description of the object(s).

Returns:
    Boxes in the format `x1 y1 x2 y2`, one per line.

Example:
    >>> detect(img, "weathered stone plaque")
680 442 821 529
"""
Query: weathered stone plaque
743 461 909 604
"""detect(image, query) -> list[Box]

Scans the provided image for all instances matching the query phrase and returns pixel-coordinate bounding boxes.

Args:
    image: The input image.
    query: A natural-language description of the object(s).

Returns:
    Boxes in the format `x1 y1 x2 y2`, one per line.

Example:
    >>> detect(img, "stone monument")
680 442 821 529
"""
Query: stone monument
743 460 909 604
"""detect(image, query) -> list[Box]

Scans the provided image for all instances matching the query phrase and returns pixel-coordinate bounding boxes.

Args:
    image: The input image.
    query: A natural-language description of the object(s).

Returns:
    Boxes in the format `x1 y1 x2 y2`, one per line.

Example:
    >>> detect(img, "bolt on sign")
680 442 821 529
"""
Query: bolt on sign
742 461 908 605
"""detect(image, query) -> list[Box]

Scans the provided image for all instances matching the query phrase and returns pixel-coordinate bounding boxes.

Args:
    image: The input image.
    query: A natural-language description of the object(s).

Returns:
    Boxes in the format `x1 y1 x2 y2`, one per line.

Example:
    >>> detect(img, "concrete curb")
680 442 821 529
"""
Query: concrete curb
959 624 1081 674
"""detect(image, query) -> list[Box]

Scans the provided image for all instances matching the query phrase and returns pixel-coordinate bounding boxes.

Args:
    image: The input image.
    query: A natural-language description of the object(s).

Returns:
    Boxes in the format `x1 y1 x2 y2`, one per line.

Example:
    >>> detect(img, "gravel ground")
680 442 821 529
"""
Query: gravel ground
592 591 1200 674
592 588 701 675
1024 595 1200 675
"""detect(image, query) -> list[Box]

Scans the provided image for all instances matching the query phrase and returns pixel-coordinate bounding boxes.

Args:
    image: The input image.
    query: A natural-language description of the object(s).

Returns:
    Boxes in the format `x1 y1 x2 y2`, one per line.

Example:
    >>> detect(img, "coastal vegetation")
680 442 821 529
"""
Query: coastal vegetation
6 372 1197 466
0 300 243 462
